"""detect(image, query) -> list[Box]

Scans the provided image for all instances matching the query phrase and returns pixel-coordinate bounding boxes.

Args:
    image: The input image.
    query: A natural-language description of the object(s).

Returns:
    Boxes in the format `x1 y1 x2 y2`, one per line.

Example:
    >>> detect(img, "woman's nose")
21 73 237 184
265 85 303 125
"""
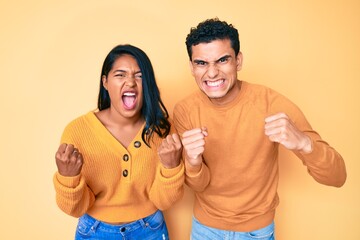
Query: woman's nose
125 76 136 86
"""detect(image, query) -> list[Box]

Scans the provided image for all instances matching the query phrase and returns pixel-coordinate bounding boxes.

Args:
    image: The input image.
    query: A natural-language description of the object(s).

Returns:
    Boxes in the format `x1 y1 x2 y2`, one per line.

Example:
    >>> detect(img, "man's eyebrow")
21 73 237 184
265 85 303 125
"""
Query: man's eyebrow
216 55 232 62
193 55 232 64
193 59 208 64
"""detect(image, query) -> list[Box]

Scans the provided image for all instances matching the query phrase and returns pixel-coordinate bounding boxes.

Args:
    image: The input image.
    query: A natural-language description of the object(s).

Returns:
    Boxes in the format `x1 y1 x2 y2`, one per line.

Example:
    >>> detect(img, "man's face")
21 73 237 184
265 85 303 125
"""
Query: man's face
190 39 242 105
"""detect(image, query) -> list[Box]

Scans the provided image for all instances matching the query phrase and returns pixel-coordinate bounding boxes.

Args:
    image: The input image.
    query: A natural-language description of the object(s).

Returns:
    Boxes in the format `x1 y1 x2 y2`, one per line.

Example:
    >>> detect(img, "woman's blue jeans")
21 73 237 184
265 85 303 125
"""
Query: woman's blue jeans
75 210 168 240
191 216 275 240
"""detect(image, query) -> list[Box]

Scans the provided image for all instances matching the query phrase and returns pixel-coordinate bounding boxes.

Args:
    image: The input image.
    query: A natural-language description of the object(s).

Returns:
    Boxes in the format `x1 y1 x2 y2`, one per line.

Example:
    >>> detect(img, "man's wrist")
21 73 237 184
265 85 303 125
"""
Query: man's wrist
300 135 313 154
185 160 202 173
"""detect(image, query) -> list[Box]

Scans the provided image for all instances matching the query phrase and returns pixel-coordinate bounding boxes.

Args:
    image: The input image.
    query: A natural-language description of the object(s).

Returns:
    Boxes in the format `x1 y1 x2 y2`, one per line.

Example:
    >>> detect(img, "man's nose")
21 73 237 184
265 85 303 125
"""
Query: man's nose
206 63 219 78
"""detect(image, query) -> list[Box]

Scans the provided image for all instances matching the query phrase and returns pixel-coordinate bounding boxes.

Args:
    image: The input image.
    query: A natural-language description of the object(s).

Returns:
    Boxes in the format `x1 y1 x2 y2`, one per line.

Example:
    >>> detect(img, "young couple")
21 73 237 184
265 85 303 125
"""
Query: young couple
53 18 346 240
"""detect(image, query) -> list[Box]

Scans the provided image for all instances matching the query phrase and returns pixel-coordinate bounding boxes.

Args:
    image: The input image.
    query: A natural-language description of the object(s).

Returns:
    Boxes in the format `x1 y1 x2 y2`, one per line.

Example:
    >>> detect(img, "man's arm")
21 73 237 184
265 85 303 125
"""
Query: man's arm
265 112 346 187
173 105 211 192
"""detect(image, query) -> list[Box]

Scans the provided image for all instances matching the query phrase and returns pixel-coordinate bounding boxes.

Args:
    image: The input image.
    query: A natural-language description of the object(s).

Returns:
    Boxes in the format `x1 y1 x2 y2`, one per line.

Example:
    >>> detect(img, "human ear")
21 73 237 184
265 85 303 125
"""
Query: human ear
102 75 108 90
236 52 243 71
189 60 195 76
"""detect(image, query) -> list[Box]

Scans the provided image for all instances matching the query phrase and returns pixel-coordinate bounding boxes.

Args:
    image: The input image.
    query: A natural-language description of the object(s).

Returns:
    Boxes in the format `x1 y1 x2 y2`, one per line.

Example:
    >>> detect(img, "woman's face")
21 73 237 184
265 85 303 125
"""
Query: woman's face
102 54 143 120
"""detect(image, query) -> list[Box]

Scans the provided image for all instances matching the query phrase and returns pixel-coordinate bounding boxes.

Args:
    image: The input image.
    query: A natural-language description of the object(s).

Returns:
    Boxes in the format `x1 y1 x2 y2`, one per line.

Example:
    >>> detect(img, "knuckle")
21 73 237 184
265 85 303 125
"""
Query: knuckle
279 112 288 118
279 119 287 125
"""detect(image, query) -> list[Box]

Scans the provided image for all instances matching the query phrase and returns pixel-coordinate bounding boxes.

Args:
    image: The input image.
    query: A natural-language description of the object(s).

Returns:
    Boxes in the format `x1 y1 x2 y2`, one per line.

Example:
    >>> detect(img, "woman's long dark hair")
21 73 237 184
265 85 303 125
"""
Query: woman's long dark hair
98 44 170 146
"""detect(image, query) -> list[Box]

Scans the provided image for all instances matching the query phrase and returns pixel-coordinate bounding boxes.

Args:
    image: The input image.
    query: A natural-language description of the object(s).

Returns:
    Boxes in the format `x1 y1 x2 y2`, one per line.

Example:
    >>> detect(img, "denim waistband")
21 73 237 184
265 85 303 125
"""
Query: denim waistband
80 210 160 233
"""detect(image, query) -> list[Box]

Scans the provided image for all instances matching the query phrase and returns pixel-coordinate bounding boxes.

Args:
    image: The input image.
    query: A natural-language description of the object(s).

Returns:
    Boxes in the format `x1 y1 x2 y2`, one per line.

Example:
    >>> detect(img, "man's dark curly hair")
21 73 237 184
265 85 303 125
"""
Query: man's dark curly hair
185 18 240 60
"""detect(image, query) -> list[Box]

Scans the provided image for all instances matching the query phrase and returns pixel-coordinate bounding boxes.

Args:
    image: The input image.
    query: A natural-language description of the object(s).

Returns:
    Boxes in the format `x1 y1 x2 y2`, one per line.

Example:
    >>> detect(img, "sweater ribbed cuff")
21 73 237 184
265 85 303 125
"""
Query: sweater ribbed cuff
55 172 81 188
160 162 184 178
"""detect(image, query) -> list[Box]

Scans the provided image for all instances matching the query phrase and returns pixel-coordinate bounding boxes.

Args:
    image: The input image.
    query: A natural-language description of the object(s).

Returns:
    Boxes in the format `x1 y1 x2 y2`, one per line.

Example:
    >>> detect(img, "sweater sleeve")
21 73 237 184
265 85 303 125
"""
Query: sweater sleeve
53 118 96 217
53 172 96 217
184 161 211 192
149 162 185 210
293 130 346 187
173 102 211 192
270 90 346 187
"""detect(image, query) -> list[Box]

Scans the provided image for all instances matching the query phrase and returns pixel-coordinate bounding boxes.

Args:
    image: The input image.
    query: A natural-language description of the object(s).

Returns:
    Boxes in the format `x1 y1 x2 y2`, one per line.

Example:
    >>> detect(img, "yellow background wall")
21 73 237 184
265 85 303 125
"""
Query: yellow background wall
1 0 359 239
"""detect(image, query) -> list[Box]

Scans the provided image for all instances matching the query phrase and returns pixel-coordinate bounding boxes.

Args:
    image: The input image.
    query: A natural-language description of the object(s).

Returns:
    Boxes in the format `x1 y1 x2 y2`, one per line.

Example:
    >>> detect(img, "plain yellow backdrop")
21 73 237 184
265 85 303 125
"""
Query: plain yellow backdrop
1 0 359 239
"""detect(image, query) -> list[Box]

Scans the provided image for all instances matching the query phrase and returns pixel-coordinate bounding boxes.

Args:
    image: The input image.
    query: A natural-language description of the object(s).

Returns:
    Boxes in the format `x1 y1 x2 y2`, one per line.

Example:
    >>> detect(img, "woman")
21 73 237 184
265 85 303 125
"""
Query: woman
53 44 184 240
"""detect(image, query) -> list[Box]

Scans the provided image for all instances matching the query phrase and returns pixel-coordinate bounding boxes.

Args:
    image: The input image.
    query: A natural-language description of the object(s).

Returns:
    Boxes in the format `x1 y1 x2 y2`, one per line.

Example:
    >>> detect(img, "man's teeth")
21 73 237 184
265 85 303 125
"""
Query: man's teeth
206 80 224 87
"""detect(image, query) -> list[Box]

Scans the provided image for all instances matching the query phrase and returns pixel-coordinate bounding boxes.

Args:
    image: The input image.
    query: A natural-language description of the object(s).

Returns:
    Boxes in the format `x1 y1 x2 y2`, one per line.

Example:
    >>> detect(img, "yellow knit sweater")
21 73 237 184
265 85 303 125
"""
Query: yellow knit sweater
173 81 346 231
53 111 184 223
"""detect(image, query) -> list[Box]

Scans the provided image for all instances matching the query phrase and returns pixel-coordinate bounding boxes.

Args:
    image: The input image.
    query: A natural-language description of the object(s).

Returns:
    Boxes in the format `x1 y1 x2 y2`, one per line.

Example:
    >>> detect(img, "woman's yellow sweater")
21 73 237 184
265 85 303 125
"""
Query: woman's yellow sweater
53 111 184 223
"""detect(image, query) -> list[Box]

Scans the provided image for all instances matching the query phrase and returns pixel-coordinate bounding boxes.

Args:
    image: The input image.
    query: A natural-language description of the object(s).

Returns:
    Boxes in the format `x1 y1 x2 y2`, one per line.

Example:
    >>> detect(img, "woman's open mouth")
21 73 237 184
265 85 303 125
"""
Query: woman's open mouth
122 91 137 110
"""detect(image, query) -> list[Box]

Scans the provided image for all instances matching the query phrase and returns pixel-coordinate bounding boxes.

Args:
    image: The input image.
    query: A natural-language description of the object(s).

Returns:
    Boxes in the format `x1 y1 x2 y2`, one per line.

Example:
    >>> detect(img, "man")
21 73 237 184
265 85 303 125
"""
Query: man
173 18 346 240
